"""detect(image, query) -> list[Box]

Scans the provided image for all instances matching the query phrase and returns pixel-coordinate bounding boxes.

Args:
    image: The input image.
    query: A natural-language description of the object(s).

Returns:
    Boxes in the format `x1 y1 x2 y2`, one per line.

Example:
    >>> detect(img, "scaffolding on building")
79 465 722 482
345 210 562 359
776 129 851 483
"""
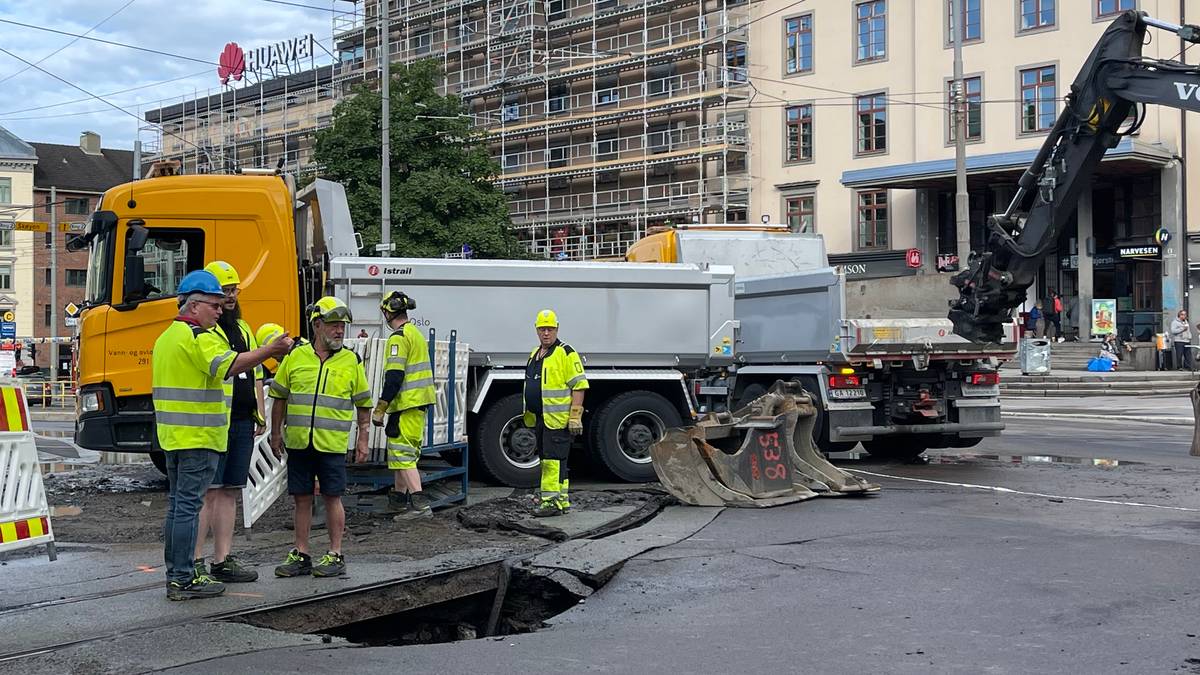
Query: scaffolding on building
333 0 750 260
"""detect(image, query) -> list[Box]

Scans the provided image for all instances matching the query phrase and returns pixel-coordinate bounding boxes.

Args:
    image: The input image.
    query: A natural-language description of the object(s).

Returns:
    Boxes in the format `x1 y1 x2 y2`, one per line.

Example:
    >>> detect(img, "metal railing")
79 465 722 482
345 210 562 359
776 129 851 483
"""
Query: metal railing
507 175 750 222
20 381 76 409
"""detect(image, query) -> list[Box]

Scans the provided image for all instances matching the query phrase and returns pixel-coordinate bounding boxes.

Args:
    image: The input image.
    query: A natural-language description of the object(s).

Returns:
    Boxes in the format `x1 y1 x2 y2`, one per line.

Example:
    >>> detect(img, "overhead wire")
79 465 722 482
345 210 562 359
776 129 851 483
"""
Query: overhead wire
0 0 138 87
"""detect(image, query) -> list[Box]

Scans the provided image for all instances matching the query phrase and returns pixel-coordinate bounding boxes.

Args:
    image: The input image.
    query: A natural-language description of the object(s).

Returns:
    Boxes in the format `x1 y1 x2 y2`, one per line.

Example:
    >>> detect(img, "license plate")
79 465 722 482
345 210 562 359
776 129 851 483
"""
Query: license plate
872 327 900 340
961 383 999 397
829 388 866 400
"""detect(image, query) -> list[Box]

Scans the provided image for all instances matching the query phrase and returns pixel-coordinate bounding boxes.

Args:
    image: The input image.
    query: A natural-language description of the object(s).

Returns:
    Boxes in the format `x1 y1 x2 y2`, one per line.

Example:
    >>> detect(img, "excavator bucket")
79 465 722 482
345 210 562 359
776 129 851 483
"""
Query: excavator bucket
651 381 878 507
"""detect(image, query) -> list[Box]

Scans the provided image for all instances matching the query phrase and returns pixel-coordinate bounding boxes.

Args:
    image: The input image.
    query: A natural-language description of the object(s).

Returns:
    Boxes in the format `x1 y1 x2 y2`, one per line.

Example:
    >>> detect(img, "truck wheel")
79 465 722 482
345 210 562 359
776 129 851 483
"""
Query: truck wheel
150 450 167 475
474 393 539 488
861 437 927 462
588 391 682 482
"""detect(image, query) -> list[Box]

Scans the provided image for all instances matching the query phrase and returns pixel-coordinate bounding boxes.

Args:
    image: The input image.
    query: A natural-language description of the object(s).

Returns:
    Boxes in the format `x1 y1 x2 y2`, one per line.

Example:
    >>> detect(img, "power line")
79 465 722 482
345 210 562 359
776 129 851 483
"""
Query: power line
0 0 138 87
0 17 217 66
0 69 211 117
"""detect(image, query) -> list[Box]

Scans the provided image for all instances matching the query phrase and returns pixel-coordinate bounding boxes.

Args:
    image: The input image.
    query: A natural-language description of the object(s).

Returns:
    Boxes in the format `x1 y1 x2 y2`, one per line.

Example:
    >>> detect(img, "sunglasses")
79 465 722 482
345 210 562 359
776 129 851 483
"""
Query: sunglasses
196 299 224 309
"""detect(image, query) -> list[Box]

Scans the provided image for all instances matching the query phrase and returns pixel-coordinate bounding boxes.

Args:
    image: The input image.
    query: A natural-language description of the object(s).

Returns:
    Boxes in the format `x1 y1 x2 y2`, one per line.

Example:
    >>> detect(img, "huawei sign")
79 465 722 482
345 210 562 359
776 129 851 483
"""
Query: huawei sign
217 43 245 85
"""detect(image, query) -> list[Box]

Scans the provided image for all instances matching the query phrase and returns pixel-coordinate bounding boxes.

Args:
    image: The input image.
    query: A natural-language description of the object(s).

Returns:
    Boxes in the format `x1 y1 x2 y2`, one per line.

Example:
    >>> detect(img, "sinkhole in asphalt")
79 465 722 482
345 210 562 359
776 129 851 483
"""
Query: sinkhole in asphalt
311 563 610 647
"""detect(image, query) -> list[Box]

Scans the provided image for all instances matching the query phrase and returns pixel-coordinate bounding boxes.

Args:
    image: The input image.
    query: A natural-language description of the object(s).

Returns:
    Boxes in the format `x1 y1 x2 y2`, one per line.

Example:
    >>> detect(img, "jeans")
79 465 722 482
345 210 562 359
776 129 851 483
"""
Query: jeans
163 449 220 584
1175 342 1192 371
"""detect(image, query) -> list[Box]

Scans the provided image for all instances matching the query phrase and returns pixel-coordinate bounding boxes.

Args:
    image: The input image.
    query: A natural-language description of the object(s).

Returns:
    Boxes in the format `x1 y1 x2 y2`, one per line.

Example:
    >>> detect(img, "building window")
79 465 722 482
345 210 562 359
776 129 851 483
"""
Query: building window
65 198 90 215
0 230 10 248
857 190 889 250
947 0 981 43
856 93 887 155
725 44 747 83
44 268 51 286
855 1 887 63
66 269 87 287
785 105 813 163
785 14 813 74
948 76 983 141
785 195 815 233
44 194 51 213
0 264 11 291
43 304 51 328
1020 65 1057 133
44 232 51 248
1097 0 1134 19
1019 0 1055 31
0 178 10 205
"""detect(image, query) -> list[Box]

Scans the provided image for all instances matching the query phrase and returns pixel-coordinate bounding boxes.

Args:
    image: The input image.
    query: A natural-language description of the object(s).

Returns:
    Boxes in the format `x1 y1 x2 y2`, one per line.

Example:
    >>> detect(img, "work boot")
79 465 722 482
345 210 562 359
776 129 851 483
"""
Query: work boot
167 573 226 601
532 501 563 518
388 489 411 515
274 548 313 577
394 492 432 521
211 554 259 583
312 551 346 577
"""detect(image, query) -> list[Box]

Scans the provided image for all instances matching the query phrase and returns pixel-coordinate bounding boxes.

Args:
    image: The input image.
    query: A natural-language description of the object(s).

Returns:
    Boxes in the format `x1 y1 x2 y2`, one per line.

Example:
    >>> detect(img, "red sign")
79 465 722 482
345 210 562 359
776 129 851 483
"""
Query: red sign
906 248 923 268
367 265 380 277
218 43 245 85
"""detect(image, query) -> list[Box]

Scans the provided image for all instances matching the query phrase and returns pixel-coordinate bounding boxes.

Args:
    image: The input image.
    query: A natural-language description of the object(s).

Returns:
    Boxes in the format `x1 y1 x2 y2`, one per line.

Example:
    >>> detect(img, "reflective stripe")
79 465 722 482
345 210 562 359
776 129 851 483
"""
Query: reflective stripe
156 410 228 427
288 393 355 411
269 382 290 397
566 375 586 388
284 414 352 431
405 362 428 375
541 388 570 398
402 376 434 390
209 351 235 376
352 390 372 404
543 403 571 413
152 387 225 403
386 357 407 366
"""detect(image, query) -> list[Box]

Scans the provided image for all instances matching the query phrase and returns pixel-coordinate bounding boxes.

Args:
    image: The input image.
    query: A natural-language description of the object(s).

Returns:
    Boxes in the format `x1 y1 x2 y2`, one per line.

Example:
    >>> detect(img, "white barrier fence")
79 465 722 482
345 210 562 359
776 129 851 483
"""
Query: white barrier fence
0 384 56 560
241 336 470 528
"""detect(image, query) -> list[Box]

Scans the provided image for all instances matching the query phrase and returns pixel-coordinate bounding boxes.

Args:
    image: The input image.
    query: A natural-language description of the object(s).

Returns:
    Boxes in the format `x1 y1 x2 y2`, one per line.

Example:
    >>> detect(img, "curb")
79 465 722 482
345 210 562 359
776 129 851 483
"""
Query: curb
1002 411 1193 426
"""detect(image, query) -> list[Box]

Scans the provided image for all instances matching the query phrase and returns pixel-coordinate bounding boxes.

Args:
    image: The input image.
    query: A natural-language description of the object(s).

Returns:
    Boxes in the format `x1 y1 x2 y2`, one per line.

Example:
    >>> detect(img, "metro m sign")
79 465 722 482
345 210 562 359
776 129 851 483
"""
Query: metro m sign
906 248 923 268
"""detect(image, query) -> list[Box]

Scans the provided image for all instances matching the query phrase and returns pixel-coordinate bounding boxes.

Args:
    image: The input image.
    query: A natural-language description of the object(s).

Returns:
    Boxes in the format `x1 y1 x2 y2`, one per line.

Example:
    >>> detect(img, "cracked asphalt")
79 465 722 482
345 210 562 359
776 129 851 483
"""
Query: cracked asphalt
163 414 1200 674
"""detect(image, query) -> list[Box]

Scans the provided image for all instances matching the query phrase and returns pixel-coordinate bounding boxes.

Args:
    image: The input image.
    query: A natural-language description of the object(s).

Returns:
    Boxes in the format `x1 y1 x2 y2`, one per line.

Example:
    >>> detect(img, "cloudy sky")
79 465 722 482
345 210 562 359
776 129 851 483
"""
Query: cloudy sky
0 0 335 149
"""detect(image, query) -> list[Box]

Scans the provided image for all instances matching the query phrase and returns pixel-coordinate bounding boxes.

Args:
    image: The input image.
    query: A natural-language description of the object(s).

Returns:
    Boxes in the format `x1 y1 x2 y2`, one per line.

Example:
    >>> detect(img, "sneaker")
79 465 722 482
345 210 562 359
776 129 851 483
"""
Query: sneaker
388 489 411 515
394 492 433 520
274 548 313 577
532 501 563 518
312 551 346 577
193 558 207 578
211 554 259 583
167 574 226 601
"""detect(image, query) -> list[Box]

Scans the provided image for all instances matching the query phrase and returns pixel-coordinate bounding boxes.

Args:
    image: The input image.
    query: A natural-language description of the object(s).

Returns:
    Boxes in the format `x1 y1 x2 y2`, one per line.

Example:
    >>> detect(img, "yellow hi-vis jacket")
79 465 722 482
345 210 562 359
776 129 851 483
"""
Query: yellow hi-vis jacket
383 322 436 413
268 343 372 453
524 342 588 429
152 319 237 451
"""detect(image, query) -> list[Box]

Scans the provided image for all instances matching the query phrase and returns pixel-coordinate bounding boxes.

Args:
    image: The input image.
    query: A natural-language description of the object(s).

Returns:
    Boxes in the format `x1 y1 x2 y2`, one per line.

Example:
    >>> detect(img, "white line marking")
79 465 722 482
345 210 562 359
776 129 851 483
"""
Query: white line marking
845 469 1200 512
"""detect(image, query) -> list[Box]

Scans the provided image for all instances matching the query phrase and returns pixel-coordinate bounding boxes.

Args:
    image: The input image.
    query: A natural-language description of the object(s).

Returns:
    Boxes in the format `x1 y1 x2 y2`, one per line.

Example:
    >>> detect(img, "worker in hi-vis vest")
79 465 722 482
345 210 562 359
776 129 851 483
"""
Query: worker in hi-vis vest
373 291 437 520
524 309 588 517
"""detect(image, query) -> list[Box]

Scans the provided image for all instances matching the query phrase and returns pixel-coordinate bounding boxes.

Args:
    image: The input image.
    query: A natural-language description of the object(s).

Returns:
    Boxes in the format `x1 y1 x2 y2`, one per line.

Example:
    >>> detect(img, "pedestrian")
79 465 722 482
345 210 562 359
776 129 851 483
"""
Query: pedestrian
357 329 369 339
1045 289 1063 341
1172 309 1192 370
153 270 291 600
1033 301 1046 338
270 296 372 578
373 291 437 520
523 309 588 518
1026 303 1041 337
192 261 265 585
1099 333 1122 370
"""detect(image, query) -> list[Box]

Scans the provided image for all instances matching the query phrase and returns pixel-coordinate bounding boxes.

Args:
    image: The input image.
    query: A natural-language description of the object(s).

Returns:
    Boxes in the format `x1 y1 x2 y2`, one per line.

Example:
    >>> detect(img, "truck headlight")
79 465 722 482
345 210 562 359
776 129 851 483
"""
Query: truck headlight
79 391 102 413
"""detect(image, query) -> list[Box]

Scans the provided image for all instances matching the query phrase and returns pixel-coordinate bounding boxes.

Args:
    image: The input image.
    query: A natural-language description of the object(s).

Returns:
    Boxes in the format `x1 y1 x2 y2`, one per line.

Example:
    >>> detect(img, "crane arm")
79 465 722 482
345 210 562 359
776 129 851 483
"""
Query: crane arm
949 10 1200 343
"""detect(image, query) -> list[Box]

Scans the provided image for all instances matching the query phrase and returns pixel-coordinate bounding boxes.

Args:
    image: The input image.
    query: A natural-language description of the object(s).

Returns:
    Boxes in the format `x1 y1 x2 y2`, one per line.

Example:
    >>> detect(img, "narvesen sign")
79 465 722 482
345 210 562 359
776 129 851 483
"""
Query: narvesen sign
217 34 315 85
1118 245 1161 259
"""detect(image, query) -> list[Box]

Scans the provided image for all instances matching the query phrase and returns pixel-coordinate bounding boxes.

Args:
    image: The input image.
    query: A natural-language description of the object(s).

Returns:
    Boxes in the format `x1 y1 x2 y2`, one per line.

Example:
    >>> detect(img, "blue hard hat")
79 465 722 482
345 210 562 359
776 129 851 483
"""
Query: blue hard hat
177 270 224 297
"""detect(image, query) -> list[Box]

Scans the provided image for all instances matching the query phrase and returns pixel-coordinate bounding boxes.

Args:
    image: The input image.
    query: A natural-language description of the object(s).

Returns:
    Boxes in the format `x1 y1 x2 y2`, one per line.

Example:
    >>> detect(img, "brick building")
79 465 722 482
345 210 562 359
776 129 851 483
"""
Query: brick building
29 132 133 371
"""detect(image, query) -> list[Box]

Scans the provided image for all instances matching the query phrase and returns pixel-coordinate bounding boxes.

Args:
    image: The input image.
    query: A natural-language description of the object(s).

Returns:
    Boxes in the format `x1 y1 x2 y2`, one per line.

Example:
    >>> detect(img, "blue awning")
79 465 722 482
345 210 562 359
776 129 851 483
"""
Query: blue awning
840 137 1173 189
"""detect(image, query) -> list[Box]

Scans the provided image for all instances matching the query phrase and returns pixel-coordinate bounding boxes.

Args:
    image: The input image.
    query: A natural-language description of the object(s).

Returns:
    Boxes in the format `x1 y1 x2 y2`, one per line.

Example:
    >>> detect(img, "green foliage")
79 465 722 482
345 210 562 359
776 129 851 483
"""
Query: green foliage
314 60 525 258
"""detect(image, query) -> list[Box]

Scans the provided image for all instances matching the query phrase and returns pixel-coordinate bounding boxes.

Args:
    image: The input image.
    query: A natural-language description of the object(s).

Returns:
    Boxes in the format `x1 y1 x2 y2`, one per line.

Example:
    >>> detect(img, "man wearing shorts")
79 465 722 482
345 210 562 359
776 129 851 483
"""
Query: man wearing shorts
270 297 372 577
193 260 265 584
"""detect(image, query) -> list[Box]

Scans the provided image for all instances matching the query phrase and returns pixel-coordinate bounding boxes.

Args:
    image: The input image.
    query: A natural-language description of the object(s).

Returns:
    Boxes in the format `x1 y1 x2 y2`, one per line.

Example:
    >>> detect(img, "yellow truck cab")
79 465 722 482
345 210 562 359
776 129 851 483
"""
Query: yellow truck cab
72 166 349 459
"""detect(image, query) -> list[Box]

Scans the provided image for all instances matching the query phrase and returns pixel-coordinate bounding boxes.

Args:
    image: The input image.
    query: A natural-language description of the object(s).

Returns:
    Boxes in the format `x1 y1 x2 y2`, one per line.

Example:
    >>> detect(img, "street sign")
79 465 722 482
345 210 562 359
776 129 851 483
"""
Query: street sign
1 311 12 323
374 243 395 253
0 321 15 339
64 302 80 318
461 244 473 259
0 221 85 233
64 317 78 327
1156 227 1172 245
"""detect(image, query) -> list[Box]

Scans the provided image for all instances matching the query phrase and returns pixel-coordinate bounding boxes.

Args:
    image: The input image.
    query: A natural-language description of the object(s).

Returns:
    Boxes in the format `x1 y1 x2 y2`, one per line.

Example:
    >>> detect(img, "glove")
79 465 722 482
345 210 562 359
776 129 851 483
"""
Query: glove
568 403 584 435
372 401 388 427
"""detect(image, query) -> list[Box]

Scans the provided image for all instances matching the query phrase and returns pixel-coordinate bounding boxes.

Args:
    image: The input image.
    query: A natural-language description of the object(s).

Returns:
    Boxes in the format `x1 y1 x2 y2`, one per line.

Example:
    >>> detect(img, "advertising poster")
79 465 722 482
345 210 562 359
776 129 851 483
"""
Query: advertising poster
1091 298 1116 336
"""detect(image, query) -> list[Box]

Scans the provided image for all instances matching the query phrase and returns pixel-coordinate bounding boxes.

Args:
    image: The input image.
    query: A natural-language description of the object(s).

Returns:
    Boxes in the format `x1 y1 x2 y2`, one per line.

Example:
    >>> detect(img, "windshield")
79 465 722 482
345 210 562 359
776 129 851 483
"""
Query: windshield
84 228 113 305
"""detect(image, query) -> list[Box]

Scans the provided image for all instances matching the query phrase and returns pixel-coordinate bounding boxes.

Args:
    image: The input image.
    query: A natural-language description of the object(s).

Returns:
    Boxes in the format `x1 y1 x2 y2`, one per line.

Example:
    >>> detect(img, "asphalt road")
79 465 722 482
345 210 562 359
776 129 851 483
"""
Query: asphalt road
161 414 1200 674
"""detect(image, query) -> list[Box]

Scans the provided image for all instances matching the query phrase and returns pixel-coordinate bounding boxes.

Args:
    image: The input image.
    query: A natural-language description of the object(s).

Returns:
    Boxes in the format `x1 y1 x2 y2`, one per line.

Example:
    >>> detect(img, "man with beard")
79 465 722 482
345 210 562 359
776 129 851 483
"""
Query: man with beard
270 296 372 578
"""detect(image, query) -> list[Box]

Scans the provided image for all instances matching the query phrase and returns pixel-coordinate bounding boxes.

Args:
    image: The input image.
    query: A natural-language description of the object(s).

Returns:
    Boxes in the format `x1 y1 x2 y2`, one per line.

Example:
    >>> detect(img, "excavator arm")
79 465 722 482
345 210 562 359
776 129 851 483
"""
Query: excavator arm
950 10 1200 343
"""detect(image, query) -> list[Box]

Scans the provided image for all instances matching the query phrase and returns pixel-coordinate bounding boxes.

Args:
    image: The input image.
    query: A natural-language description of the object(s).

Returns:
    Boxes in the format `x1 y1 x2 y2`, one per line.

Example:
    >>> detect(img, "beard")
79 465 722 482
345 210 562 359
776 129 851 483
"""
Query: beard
327 337 344 351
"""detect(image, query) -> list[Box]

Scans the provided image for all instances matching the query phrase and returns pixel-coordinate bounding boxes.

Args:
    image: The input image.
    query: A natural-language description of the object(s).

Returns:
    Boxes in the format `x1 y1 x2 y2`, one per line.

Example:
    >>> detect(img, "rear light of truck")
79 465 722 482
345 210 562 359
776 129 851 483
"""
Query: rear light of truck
828 374 862 388
967 372 1000 386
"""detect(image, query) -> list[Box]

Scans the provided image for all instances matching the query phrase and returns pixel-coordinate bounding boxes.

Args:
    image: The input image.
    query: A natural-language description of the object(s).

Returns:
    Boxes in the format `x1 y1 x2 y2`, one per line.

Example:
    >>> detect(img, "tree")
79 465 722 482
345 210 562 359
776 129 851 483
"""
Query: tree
314 60 525 258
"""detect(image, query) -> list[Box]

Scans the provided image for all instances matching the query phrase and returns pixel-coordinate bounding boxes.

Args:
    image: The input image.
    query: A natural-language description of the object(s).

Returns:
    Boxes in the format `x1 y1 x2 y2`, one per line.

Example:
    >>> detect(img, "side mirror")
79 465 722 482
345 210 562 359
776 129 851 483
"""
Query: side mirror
126 221 149 253
121 222 149 304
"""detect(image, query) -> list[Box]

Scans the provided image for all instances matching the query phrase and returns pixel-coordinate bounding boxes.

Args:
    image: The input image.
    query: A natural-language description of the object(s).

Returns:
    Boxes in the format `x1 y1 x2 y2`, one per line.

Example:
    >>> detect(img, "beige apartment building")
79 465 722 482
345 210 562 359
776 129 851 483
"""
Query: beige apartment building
746 0 1194 340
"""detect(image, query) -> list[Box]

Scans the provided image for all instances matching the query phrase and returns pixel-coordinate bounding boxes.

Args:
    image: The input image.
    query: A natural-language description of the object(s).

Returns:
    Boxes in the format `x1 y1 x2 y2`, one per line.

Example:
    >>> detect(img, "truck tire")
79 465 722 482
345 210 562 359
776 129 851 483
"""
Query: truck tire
861 437 927 462
474 393 540 488
150 450 167 475
588 391 682 483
